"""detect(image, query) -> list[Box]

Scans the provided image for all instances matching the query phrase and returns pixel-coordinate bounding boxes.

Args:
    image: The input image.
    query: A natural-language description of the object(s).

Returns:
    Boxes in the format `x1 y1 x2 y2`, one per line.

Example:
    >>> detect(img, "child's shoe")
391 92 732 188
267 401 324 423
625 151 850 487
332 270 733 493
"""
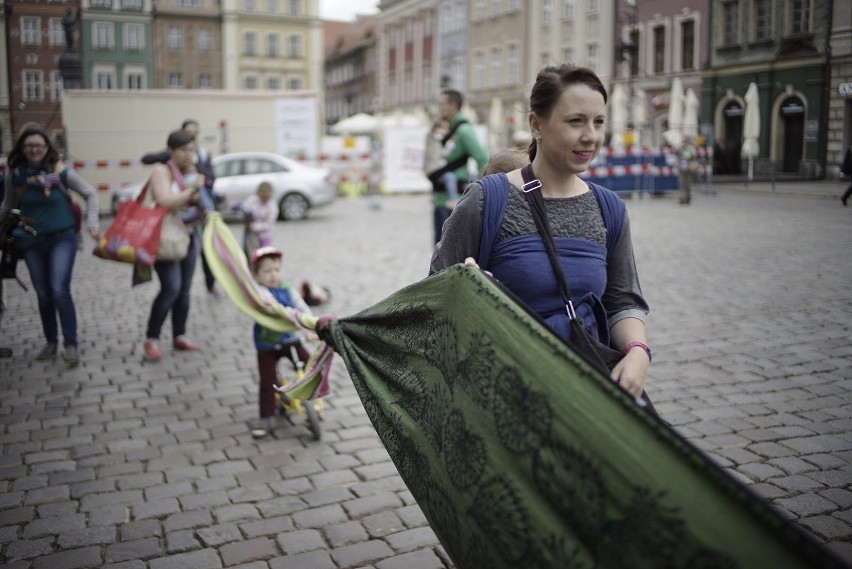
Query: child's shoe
251 417 274 439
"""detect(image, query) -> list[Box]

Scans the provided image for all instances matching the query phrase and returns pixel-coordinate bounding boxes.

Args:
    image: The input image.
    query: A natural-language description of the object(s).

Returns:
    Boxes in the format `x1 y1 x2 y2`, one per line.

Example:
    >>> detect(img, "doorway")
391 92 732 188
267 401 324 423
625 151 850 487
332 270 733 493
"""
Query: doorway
780 97 804 173
716 102 743 174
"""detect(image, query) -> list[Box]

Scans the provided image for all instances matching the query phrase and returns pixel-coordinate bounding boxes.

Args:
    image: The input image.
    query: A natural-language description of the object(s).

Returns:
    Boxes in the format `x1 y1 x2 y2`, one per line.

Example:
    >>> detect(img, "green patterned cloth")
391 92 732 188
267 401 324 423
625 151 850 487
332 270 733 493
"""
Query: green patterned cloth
326 265 842 569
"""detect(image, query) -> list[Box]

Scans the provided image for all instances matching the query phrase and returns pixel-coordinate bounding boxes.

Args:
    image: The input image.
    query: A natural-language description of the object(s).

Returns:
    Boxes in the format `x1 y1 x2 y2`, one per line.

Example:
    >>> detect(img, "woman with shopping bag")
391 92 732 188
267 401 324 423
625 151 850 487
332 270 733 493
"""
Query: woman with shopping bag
142 129 208 361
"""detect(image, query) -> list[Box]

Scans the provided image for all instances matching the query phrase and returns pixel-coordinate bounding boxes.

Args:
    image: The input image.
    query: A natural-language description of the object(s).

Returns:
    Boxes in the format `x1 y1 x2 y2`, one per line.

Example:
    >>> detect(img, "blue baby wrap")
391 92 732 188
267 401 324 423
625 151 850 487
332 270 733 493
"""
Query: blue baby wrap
477 173 624 346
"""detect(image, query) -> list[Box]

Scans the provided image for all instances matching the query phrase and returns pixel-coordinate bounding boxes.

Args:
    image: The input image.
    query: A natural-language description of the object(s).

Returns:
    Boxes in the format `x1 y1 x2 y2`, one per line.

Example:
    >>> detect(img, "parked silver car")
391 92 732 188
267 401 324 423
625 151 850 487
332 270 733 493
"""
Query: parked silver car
213 152 336 221
111 152 336 221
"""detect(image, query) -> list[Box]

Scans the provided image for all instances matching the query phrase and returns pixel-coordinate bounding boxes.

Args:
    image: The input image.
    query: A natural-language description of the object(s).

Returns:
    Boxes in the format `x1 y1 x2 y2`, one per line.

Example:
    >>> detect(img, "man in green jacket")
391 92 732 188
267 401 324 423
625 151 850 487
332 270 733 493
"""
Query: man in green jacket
430 89 489 244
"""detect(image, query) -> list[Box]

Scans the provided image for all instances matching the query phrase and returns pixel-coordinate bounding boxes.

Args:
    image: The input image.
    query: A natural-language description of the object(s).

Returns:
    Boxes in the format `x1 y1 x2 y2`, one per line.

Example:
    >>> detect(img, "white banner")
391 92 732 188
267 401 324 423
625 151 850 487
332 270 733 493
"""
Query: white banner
381 126 431 193
275 97 318 160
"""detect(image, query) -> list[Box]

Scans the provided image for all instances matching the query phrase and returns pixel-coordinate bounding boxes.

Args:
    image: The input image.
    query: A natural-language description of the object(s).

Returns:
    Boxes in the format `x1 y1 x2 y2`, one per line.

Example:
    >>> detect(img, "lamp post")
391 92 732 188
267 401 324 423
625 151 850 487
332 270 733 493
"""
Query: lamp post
615 1 639 146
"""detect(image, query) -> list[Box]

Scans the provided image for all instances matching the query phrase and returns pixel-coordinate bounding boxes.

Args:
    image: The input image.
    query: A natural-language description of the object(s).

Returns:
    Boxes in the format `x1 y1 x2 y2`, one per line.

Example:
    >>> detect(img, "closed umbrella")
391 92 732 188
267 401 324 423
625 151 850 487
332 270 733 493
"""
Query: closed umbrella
741 82 760 180
609 83 628 146
682 88 699 140
633 88 647 145
488 97 505 149
663 77 684 148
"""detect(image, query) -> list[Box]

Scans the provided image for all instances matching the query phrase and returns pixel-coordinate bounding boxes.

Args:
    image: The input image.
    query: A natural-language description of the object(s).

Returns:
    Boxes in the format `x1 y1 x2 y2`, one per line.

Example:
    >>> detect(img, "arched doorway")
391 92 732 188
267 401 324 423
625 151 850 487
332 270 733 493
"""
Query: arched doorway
779 96 805 173
716 101 743 174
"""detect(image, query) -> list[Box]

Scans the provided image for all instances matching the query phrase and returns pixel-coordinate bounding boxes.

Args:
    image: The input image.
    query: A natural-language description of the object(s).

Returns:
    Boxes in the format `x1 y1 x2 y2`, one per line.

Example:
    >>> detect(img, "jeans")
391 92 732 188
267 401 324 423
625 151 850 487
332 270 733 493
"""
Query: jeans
22 231 78 347
146 235 198 340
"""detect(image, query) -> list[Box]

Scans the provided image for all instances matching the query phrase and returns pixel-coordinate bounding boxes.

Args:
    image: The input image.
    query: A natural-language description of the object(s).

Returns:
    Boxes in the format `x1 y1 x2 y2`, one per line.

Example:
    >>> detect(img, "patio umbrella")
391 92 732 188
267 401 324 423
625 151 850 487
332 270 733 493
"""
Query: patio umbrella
742 82 760 180
633 88 647 145
609 83 628 146
663 77 684 148
488 97 506 149
682 88 699 141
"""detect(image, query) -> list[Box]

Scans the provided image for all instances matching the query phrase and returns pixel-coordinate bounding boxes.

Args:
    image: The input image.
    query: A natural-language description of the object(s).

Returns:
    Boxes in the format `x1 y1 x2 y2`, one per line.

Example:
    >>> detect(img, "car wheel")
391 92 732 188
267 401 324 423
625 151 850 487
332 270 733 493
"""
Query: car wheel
280 193 310 221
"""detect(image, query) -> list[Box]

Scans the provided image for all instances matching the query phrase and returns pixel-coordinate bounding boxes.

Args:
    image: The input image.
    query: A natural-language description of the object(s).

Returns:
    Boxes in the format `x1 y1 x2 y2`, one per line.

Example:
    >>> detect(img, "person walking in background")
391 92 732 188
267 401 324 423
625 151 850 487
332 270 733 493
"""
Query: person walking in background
677 137 698 205
427 89 488 244
142 119 221 295
0 126 100 366
841 145 851 206
240 181 278 257
248 246 312 439
142 129 206 361
431 65 652 400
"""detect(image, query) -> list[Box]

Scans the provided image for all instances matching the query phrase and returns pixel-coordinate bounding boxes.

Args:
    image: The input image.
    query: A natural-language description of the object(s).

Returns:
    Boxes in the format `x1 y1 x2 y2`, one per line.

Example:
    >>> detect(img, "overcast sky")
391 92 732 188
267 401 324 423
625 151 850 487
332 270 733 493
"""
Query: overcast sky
319 0 378 21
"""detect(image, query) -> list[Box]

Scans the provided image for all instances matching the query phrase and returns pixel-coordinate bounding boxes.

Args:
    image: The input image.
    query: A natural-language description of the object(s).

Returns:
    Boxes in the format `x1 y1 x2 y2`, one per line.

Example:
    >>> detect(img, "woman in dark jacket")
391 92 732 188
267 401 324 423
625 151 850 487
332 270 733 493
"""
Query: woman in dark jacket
0 127 100 366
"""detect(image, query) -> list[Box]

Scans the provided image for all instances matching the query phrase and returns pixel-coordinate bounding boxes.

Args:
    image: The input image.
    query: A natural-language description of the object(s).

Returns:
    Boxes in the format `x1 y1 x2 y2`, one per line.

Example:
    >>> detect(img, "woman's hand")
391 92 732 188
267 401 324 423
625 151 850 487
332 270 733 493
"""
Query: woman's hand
610 349 649 398
464 257 493 278
88 227 100 242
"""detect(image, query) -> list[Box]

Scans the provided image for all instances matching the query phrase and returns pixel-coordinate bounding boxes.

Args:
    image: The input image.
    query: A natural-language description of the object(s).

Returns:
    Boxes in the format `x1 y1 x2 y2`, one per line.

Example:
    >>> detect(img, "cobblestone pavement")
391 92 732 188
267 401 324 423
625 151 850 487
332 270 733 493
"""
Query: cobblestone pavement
1 183 851 568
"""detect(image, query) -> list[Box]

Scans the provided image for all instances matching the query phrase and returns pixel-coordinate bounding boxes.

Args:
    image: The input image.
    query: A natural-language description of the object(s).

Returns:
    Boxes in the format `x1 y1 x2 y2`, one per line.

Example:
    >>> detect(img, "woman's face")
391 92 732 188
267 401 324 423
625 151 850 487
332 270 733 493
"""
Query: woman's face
532 83 606 176
170 142 196 171
22 134 49 165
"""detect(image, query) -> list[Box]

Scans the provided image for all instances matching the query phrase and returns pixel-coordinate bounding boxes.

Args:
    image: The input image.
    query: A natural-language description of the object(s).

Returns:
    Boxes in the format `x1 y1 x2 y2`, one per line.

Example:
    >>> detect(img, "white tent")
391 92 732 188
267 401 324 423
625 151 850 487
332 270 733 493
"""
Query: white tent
741 82 760 180
330 113 378 135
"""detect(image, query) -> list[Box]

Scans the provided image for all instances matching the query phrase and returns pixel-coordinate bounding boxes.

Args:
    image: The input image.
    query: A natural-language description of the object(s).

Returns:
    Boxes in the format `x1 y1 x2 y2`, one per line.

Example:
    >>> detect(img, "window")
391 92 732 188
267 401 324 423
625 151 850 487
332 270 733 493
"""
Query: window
288 77 301 90
126 72 144 89
51 71 63 101
507 0 520 11
90 0 113 8
474 0 485 21
541 51 551 67
474 52 485 89
245 76 258 89
167 26 183 50
790 0 809 34
168 73 183 88
93 22 115 49
543 0 552 25
267 33 279 57
267 0 278 11
629 28 639 76
288 34 302 57
175 0 202 6
21 17 40 45
245 159 284 175
49 18 64 46
563 0 575 19
722 1 739 45
244 0 255 10
288 0 300 15
490 47 501 88
267 77 280 90
588 0 599 15
122 0 143 10
94 66 115 89
587 44 598 72
563 48 573 64
244 32 257 56
198 73 212 88
681 20 694 71
197 27 212 52
653 25 665 73
508 44 519 85
24 71 43 100
124 23 144 50
754 0 771 40
490 0 501 18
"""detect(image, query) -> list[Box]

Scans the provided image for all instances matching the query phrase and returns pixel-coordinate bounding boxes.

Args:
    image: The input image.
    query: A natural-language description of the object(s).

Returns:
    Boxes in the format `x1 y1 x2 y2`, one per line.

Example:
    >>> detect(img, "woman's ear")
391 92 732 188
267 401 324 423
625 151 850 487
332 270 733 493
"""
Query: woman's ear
528 112 540 139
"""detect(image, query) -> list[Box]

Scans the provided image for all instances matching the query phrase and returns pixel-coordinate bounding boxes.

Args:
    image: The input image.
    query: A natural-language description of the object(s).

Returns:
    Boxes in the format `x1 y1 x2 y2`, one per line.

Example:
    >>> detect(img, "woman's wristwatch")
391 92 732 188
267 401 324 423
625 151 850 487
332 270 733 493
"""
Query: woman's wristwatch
624 341 653 362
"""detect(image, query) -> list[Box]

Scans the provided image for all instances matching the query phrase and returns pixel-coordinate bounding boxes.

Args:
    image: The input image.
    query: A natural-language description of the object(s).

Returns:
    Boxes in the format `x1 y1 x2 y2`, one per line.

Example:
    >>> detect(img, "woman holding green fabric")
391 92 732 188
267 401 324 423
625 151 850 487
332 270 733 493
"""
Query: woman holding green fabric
430 65 652 398
0 127 100 366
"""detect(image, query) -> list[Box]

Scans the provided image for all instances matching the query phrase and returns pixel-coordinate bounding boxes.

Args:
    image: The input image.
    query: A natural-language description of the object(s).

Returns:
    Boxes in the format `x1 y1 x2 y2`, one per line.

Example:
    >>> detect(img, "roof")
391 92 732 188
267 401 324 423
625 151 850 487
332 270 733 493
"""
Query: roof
324 15 378 59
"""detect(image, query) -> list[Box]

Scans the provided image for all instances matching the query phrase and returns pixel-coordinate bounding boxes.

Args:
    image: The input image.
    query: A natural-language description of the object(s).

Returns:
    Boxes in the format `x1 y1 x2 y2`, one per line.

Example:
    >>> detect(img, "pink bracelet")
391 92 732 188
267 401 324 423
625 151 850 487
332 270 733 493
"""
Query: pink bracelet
624 341 653 362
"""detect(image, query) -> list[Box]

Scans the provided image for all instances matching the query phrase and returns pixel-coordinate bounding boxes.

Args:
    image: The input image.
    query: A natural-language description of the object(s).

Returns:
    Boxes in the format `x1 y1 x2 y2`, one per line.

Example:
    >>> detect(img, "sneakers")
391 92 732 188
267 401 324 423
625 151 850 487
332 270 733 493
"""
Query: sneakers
208 284 222 298
35 343 57 360
62 346 80 367
173 336 199 351
251 417 275 439
143 339 162 361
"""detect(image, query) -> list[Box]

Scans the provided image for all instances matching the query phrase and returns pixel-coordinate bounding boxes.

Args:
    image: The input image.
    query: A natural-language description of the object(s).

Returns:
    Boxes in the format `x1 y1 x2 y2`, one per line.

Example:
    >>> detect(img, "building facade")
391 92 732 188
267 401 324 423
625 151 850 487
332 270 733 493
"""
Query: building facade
82 0 153 90
1 0 12 153
152 0 220 89
703 0 831 176
324 15 378 126
827 0 851 176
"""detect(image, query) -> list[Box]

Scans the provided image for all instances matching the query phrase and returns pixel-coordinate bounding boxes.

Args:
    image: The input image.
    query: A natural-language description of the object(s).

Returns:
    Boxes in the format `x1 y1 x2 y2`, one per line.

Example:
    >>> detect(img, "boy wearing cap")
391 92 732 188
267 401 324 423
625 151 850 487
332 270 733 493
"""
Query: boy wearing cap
249 246 312 438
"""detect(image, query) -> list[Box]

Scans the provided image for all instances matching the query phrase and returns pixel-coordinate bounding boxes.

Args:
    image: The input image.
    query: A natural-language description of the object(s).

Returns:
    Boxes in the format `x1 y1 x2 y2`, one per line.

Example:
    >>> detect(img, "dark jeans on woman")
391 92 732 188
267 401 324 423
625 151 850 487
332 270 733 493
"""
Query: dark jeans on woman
22 231 79 347
146 235 198 340
257 340 310 419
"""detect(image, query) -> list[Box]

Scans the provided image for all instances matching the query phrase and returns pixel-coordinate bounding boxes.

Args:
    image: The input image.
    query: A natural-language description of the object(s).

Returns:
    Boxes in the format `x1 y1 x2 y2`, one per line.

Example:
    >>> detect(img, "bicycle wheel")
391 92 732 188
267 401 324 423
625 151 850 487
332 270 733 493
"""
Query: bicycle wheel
305 400 322 441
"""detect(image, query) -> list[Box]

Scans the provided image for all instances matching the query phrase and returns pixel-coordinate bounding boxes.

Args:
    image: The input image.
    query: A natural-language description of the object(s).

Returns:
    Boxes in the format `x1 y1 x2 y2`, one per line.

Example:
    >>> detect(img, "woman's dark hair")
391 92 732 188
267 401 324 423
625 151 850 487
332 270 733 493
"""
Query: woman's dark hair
7 126 60 169
527 65 608 161
167 129 196 150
